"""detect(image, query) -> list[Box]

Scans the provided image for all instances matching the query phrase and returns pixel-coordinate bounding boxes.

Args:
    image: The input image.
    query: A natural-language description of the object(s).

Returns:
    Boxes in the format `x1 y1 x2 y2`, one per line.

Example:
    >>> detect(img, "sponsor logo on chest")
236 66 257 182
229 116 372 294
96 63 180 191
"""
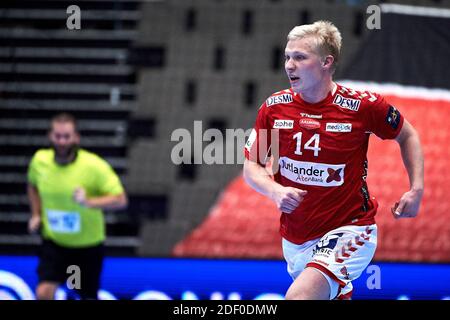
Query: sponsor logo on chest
266 94 293 107
325 123 352 133
333 94 361 111
299 118 320 130
279 157 345 187
273 120 294 129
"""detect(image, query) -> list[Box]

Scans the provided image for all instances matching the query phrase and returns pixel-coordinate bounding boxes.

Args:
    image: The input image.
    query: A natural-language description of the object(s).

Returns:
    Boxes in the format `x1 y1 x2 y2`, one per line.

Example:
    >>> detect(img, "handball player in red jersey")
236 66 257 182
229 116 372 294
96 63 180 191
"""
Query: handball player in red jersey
243 21 424 300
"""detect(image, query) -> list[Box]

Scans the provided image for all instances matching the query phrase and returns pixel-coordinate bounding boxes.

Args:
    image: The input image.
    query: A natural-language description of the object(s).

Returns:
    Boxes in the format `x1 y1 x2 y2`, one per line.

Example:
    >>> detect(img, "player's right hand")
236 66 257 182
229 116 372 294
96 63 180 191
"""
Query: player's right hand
271 186 307 214
28 215 41 234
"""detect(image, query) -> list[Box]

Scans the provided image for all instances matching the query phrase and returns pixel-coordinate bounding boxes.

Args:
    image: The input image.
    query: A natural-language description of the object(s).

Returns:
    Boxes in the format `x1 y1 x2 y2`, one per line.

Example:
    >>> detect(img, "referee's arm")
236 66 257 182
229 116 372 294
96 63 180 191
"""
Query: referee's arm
73 188 128 210
85 192 128 210
27 183 42 233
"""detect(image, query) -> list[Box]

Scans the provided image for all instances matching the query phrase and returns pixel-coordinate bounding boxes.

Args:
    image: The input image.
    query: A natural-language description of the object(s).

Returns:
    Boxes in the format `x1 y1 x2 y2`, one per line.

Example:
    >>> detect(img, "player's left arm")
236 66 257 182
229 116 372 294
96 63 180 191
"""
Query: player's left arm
392 118 424 219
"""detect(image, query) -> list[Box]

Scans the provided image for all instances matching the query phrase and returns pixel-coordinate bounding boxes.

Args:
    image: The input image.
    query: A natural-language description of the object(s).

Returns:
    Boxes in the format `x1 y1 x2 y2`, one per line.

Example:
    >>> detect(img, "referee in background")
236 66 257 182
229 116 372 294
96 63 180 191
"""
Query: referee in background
27 113 128 300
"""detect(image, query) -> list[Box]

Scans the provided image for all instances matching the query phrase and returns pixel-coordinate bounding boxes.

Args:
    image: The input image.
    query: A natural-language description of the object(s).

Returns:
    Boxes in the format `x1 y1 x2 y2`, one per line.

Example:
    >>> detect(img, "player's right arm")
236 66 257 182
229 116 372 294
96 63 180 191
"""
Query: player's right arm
243 159 307 213
243 99 307 213
27 183 41 234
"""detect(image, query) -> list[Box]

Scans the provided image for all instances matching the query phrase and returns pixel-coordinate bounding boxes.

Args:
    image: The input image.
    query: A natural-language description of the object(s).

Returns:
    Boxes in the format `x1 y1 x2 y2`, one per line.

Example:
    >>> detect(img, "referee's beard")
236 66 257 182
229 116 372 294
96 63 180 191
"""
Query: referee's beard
52 143 79 165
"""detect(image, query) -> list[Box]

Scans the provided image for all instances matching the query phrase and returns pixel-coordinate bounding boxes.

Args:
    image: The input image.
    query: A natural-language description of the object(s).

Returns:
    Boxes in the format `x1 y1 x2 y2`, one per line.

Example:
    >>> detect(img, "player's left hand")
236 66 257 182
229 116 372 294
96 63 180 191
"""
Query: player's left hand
391 189 423 219
73 187 89 207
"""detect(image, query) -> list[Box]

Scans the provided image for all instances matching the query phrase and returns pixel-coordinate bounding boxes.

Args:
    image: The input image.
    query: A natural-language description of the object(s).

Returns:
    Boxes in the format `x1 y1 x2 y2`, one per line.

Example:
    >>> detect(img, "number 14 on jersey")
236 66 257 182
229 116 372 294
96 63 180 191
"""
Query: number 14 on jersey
293 133 321 157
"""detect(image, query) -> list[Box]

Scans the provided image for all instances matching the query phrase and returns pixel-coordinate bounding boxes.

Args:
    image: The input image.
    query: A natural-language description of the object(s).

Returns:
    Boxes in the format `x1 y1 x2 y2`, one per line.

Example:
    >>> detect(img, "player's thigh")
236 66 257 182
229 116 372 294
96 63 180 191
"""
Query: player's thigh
285 267 330 300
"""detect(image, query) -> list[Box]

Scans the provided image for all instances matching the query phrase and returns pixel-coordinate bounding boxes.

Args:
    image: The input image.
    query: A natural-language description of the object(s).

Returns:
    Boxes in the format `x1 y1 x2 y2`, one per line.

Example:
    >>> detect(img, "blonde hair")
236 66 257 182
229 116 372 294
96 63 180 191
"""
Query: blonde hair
287 20 342 72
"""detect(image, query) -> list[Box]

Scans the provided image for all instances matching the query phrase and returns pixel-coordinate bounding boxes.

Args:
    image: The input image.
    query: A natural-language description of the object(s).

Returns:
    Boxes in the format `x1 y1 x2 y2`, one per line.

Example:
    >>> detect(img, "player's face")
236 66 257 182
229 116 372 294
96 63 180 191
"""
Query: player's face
285 37 326 94
49 122 80 159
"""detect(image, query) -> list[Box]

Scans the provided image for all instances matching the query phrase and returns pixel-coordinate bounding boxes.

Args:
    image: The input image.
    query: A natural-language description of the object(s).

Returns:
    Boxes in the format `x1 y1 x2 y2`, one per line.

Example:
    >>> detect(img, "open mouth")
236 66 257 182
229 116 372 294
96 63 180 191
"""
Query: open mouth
289 75 300 82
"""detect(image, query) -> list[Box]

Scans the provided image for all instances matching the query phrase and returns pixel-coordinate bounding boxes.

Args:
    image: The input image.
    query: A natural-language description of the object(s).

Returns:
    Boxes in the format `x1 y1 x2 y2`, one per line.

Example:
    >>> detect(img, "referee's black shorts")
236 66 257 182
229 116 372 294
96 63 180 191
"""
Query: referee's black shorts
37 239 104 300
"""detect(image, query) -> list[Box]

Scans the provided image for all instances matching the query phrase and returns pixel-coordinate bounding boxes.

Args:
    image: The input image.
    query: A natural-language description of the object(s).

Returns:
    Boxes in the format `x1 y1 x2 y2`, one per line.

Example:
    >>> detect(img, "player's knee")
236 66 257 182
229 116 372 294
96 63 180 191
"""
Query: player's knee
36 283 56 300
285 290 299 300
285 277 330 300
285 283 317 300
285 288 312 300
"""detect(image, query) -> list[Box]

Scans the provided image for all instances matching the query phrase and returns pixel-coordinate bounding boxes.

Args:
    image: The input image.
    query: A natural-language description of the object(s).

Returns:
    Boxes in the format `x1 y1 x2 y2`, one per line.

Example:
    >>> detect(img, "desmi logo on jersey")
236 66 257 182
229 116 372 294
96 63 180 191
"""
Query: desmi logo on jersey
333 94 361 111
273 120 294 129
266 94 293 107
279 157 345 187
326 123 352 133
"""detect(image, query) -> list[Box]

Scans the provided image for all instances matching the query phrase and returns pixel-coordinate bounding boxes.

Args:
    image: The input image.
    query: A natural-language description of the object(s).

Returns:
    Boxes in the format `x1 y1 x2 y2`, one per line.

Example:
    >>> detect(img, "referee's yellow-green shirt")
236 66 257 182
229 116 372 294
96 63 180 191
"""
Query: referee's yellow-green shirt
28 148 124 248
